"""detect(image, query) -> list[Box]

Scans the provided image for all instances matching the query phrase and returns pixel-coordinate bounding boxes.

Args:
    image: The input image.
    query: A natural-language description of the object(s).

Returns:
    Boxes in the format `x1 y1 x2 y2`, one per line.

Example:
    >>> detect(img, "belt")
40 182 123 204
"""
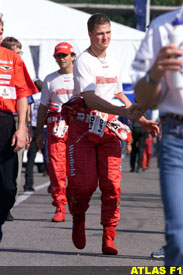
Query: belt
0 110 13 116
165 113 183 122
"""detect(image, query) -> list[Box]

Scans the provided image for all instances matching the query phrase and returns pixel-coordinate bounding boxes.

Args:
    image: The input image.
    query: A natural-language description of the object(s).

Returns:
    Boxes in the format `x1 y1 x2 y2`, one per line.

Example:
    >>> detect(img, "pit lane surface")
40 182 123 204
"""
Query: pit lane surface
0 158 164 271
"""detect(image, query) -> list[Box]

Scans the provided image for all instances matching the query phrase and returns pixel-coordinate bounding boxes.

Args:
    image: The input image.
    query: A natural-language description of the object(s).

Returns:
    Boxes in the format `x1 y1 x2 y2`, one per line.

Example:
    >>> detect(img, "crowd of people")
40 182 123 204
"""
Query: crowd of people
1 5 183 269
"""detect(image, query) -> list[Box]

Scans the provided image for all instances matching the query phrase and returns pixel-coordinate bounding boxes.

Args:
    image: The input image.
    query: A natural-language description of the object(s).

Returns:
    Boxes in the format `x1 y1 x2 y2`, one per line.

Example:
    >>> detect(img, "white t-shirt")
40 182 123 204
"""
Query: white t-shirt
41 71 74 108
31 92 41 127
73 49 123 103
131 7 183 115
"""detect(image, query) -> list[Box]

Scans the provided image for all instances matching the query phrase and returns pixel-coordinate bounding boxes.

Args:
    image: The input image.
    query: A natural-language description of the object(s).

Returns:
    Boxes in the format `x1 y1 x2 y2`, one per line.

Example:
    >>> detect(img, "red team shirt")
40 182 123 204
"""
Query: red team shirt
0 46 38 113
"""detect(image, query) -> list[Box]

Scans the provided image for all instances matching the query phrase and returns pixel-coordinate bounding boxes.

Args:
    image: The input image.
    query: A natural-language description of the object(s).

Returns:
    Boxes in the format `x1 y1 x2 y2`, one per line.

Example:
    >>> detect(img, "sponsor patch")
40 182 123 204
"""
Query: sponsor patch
69 144 75 176
0 65 13 73
0 80 10 85
0 74 11 79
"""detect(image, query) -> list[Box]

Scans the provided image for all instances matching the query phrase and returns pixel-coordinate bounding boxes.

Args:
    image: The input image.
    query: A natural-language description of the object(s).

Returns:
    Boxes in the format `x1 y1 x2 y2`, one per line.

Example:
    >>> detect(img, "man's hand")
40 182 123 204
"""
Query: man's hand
25 126 33 149
139 117 159 137
150 44 183 83
36 133 44 149
125 143 132 155
11 126 27 152
120 103 144 121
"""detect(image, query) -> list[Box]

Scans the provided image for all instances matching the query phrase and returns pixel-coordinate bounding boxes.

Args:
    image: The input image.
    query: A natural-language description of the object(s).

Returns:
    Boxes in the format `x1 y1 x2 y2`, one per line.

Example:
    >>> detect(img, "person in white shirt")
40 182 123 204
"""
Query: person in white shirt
62 13 159 255
131 6 183 268
24 80 43 192
36 42 75 222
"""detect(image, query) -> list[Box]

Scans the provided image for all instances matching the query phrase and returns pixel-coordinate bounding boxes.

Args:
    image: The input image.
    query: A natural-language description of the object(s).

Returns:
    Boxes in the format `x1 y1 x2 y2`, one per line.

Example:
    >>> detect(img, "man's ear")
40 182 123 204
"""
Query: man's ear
88 31 92 39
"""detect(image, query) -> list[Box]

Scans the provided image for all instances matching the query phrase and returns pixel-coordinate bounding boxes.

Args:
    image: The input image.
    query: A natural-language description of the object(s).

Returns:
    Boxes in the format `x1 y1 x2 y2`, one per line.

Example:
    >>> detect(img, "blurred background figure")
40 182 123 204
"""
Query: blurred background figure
141 133 152 171
24 79 47 192
129 121 147 173
129 110 151 173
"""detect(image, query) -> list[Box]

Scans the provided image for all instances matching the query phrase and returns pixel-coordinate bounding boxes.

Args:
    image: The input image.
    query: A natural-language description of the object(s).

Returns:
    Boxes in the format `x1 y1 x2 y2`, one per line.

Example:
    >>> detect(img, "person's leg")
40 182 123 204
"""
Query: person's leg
160 117 183 266
98 130 121 255
136 131 146 172
141 140 147 169
16 148 24 190
146 137 152 168
24 127 38 191
130 131 138 171
67 118 98 249
42 126 49 175
47 124 67 222
0 115 18 232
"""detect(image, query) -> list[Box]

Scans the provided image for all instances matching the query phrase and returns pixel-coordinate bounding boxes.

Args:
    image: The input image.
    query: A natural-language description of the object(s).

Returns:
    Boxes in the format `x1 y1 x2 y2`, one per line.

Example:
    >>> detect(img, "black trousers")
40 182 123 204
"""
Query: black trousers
0 112 18 225
24 127 38 189
130 127 147 171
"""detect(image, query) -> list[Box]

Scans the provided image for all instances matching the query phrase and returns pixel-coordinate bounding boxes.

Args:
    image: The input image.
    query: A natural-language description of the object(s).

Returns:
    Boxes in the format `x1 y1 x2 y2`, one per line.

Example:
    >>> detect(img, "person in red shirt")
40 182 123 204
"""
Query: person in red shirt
0 45 37 242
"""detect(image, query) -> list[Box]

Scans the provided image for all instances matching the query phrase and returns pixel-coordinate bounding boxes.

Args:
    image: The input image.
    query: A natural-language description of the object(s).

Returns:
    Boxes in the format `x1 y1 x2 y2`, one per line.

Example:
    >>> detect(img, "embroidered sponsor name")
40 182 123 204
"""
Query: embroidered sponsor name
56 89 73 95
107 121 131 141
0 74 11 79
52 120 68 138
0 80 10 85
77 112 85 121
76 113 90 123
89 112 96 130
96 76 117 84
89 111 108 137
69 144 75 176
0 60 13 64
0 86 16 99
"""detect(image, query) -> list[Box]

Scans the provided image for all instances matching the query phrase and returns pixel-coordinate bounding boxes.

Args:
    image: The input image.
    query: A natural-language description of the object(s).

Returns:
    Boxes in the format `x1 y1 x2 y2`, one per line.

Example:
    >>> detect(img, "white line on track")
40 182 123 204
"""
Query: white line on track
14 181 50 206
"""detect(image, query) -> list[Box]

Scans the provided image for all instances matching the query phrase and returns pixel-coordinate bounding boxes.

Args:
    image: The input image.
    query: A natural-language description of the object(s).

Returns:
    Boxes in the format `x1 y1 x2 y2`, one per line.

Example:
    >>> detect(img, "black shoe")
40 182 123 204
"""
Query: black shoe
24 186 35 192
136 168 141 173
6 211 14 221
130 169 135 172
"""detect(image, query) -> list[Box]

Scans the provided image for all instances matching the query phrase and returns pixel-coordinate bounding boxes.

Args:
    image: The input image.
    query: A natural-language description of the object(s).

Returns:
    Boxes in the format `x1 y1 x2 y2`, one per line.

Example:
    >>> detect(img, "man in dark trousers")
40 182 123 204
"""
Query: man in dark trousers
0 45 37 241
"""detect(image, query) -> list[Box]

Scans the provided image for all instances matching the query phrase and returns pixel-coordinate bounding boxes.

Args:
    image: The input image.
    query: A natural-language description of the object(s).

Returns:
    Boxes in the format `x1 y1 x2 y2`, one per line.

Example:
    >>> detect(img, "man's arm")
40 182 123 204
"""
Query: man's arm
135 74 161 110
36 104 48 149
135 44 183 109
11 97 28 152
82 91 143 121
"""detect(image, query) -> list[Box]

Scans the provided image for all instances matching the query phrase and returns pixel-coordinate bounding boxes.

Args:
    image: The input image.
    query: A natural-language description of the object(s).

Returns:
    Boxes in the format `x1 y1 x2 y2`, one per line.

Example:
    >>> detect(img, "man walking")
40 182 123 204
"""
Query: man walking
63 13 158 255
0 45 37 240
36 42 75 222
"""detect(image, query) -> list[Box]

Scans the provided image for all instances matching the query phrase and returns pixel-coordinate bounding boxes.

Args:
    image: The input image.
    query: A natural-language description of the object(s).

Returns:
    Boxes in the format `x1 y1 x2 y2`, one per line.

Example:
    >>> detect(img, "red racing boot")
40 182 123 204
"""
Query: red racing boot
102 226 118 255
72 215 86 249
52 207 65 222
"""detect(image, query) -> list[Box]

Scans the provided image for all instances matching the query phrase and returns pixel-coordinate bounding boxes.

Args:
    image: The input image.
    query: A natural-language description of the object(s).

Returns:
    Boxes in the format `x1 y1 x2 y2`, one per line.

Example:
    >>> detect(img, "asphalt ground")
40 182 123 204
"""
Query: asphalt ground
0 157 165 274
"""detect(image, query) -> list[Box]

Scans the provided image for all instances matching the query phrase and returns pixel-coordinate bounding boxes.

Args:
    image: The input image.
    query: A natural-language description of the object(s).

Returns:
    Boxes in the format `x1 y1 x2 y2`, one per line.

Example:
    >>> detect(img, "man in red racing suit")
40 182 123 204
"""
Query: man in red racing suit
62 14 159 255
36 42 75 222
